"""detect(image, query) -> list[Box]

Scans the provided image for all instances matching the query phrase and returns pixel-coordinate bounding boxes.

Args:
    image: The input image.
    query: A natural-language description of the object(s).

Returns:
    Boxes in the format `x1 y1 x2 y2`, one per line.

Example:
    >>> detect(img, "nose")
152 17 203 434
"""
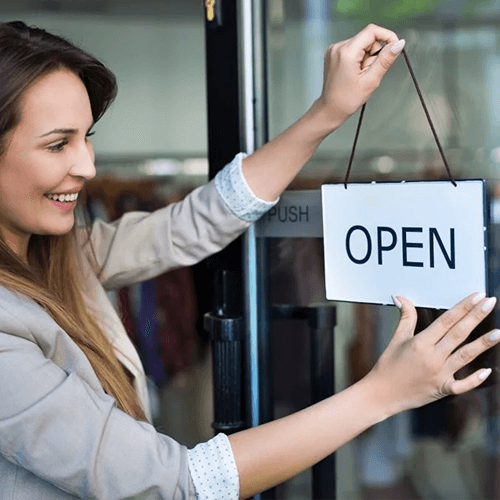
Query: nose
69 140 96 180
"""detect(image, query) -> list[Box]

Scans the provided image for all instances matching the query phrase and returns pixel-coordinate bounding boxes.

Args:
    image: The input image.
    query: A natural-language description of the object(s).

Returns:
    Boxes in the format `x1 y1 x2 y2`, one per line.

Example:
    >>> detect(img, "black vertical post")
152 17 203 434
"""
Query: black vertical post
270 304 337 498
203 1 245 436
257 239 274 426
309 307 336 499
204 1 241 180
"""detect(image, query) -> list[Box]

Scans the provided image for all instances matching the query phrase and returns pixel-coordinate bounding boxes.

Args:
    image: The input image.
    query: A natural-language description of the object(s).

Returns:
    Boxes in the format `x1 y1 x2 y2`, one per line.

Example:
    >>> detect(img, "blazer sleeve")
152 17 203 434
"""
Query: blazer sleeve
0 301 200 499
84 179 252 290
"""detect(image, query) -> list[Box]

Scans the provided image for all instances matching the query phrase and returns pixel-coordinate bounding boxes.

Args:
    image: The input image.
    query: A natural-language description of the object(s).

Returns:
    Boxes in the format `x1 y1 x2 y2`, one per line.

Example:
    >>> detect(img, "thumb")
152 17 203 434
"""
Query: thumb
392 295 417 341
369 39 405 81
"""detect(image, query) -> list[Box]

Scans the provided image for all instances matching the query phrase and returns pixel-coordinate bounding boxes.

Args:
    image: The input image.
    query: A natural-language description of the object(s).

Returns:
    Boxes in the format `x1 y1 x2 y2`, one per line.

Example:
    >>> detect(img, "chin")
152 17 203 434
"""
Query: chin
51 224 75 236
37 219 76 237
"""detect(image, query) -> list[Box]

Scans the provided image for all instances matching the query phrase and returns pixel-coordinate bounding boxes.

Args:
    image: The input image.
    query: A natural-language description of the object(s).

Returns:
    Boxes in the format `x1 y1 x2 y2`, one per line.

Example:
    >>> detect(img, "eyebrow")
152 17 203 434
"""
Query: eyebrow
38 124 95 138
38 128 77 138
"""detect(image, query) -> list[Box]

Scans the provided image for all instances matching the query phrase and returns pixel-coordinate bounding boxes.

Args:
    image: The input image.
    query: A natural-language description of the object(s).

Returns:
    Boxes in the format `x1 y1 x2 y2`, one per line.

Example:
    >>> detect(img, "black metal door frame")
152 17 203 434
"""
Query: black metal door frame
203 2 336 498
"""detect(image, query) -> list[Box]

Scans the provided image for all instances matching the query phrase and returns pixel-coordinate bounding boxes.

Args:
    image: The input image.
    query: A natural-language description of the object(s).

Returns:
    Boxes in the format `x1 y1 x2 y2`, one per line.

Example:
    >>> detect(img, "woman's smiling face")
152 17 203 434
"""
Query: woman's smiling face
0 68 96 259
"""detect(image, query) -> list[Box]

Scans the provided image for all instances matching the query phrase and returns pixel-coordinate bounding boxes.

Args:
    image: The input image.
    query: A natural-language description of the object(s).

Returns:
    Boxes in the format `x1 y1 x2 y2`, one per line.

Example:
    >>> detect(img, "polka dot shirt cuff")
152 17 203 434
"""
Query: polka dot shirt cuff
187 433 240 500
215 152 279 222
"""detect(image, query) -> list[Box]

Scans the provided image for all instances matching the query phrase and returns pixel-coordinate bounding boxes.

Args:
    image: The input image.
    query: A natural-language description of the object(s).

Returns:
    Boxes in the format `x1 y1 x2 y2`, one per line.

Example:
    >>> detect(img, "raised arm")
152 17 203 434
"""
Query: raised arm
230 293 498 499
242 23 406 202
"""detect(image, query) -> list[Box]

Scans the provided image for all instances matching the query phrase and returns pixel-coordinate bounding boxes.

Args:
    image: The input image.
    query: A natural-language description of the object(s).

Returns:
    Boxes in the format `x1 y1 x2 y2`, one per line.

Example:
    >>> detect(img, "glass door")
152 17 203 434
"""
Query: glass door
245 1 500 499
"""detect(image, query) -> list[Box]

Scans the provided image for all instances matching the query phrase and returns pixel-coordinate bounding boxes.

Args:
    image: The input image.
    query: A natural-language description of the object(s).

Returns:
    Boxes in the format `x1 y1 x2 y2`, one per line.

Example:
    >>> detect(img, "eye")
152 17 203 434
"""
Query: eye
85 131 95 141
48 139 68 153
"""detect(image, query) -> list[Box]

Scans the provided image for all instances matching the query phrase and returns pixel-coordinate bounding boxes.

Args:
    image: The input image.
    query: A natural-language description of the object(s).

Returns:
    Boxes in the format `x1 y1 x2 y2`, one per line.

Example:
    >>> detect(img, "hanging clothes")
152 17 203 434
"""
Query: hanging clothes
84 176 202 386
132 279 167 386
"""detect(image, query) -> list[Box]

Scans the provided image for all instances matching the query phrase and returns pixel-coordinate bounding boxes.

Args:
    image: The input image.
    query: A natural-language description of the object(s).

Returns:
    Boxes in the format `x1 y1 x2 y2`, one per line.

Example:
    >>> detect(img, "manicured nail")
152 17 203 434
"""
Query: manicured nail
471 291 486 305
482 297 497 313
392 295 402 309
489 330 500 342
479 368 492 381
390 39 406 55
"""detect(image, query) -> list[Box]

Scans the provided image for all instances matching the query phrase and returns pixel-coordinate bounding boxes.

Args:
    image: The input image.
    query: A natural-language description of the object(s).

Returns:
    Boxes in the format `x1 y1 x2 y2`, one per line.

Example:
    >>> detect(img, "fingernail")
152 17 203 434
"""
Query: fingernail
390 39 406 55
392 295 402 309
471 291 486 305
482 297 497 313
479 368 492 381
489 330 500 342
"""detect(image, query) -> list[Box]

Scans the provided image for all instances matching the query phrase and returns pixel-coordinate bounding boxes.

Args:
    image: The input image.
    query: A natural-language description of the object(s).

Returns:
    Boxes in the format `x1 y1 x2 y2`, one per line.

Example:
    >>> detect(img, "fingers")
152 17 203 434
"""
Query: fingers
391 296 417 341
445 368 493 396
319 24 402 123
424 292 487 345
346 24 402 76
436 295 497 356
366 39 405 81
368 40 383 56
446 328 500 378
327 23 400 75
350 24 399 56
360 41 383 71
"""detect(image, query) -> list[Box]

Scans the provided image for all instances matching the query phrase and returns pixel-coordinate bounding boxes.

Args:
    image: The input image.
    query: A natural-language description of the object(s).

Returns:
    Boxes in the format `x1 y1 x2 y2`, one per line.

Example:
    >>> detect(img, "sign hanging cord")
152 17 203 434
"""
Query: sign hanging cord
344 47 457 188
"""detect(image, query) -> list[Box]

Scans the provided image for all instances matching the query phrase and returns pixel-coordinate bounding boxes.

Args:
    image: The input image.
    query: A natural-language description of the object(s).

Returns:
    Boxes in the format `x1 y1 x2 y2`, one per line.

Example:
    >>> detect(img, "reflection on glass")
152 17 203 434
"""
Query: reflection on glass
268 0 500 183
266 1 500 499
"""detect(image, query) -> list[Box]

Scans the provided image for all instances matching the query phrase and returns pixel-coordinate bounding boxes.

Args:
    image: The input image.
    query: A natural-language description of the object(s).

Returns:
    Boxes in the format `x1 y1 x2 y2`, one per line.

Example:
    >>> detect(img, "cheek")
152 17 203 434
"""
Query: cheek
0 146 69 202
0 163 30 199
10 157 63 196
0 166 48 208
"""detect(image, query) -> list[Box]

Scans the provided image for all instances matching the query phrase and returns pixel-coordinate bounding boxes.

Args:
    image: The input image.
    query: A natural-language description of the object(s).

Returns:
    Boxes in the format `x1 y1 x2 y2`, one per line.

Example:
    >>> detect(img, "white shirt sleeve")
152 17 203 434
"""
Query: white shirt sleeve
187 433 240 500
215 152 279 222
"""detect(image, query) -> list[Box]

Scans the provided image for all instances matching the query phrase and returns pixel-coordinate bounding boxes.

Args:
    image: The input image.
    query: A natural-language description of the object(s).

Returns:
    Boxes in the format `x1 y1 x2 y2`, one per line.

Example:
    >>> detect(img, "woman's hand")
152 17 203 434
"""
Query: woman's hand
230 291 499 499
365 293 499 418
318 23 405 127
241 24 404 202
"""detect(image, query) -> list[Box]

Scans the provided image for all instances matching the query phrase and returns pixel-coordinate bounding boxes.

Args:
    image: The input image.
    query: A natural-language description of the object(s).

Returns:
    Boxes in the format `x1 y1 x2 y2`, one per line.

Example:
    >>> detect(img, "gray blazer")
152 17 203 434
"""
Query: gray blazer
0 180 250 499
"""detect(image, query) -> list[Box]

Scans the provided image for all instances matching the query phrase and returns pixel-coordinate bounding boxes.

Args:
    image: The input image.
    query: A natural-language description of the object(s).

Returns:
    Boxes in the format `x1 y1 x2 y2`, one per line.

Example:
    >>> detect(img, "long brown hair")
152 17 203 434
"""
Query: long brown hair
0 21 146 421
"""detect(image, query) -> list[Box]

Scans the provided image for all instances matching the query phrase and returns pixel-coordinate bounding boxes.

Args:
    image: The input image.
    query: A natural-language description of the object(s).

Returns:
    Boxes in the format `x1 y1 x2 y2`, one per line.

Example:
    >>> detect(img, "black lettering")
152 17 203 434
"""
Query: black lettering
267 207 277 222
430 228 455 269
346 225 372 265
278 206 287 223
299 205 309 223
377 226 397 265
402 227 424 267
289 205 298 222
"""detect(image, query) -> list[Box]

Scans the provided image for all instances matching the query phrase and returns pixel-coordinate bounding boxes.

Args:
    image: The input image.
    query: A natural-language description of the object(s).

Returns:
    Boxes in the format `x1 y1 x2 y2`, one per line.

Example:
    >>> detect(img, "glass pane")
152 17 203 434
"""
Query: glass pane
266 1 500 498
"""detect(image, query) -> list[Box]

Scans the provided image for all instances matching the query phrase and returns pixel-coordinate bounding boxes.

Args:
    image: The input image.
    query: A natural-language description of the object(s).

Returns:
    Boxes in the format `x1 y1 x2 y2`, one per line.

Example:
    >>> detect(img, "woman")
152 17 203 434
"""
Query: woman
0 20 497 500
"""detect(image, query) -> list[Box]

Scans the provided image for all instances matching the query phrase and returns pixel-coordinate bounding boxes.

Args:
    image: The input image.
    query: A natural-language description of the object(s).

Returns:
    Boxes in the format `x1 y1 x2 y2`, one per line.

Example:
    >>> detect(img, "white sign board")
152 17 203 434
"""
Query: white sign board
322 180 487 309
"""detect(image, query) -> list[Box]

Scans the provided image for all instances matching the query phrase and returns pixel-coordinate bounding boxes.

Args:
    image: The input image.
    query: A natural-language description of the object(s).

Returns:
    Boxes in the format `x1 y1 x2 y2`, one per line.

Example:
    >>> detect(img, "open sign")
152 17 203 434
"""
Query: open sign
344 225 455 268
321 180 488 309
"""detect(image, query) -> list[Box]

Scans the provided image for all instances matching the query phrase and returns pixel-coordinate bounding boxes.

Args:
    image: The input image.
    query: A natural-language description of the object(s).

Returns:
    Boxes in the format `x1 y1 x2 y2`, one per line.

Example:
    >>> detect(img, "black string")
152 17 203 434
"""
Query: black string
344 47 456 188
344 103 366 190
